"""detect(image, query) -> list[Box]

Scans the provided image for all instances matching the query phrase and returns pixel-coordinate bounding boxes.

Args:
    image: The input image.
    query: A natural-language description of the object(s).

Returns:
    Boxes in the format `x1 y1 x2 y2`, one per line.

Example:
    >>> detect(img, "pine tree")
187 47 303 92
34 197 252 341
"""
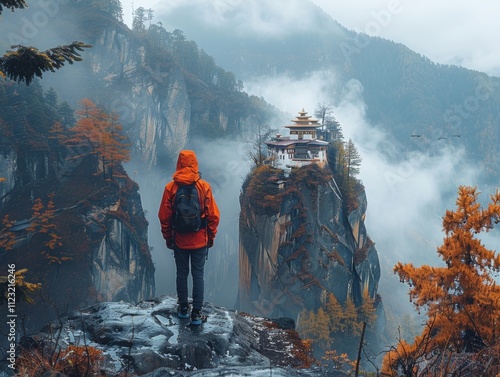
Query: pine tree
48 122 67 161
344 138 362 182
0 0 27 13
58 101 76 127
314 103 343 141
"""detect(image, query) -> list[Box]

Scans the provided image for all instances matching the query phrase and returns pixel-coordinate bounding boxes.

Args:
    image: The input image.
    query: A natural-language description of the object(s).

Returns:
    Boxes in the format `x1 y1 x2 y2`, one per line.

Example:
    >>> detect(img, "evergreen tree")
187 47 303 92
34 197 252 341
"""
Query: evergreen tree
344 138 362 181
44 87 59 110
132 7 148 35
58 101 76 127
0 0 26 13
314 103 343 141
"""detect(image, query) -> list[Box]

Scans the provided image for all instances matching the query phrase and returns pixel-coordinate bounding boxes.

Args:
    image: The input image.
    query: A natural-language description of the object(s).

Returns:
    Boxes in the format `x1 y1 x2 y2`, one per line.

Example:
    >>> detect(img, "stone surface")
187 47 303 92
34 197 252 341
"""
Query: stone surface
21 296 344 376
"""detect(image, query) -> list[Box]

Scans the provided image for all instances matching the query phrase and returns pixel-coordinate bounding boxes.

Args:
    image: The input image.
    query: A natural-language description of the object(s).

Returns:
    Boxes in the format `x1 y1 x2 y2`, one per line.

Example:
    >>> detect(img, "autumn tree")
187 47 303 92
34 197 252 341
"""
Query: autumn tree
66 98 130 180
299 308 331 349
0 268 41 304
383 186 500 376
95 112 130 180
27 195 68 264
325 293 345 333
0 214 16 250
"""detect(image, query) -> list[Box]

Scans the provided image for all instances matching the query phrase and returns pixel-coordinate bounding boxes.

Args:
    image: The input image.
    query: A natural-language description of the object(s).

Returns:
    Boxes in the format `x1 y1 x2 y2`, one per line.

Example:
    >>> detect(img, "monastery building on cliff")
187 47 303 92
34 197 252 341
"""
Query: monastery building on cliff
265 109 329 171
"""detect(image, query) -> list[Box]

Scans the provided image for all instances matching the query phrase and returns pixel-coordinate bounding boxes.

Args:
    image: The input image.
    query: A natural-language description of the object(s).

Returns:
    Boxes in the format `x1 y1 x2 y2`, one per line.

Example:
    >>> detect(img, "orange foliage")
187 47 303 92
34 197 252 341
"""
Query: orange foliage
65 98 130 180
384 186 500 376
17 344 104 376
245 165 284 214
0 214 16 250
323 350 356 371
27 195 69 264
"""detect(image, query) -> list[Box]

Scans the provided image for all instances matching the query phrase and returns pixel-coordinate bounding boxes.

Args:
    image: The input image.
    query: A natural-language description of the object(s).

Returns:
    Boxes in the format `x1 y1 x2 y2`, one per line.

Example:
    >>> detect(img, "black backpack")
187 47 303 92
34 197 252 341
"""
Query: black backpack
172 183 204 233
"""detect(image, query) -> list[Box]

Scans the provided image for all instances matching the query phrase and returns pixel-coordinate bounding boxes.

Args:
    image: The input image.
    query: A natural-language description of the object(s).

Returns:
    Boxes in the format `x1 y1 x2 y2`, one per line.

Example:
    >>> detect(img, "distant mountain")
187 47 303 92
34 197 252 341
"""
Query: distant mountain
156 0 500 183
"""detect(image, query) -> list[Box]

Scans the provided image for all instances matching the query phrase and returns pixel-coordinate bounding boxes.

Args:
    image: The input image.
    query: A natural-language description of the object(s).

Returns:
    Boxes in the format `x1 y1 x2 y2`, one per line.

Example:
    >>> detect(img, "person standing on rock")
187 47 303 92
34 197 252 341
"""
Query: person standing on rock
158 150 220 325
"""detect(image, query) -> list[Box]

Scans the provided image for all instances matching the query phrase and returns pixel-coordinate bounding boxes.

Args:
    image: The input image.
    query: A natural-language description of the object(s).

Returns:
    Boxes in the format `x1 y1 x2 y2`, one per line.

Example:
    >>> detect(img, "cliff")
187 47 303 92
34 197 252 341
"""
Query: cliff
238 163 383 337
19 2 284 168
5 295 346 376
86 27 191 168
0 81 155 333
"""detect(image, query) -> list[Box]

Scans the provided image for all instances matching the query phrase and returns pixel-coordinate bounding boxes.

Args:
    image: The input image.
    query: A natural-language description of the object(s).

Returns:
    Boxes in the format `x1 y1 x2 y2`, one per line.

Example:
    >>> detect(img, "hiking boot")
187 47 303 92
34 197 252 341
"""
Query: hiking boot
177 303 190 319
190 309 207 325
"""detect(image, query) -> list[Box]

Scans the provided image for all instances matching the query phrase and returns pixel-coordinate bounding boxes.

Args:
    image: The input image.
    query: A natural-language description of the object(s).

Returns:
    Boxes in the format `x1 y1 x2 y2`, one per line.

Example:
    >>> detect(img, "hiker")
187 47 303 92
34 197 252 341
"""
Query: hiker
158 150 220 325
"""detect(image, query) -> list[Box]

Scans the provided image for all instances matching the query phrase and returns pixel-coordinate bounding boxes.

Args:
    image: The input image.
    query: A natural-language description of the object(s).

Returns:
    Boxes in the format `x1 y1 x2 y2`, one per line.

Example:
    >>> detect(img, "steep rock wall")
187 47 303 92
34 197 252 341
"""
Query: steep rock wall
89 27 191 168
0 129 155 332
238 164 381 321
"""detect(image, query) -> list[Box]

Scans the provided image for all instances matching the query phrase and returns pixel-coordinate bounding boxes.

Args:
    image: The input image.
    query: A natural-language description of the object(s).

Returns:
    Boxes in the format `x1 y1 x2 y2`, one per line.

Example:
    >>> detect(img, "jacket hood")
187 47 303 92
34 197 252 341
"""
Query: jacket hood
172 150 200 185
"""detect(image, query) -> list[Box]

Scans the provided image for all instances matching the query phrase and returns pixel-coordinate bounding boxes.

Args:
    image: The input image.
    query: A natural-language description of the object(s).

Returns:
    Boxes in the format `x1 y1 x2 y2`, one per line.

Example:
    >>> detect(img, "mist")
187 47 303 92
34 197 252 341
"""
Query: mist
127 136 251 310
242 69 500 321
142 0 334 39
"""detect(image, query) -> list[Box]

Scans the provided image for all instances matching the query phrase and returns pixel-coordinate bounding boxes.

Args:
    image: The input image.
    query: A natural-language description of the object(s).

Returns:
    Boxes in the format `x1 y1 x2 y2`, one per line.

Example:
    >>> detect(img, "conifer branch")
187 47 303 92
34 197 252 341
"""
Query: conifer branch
0 42 92 85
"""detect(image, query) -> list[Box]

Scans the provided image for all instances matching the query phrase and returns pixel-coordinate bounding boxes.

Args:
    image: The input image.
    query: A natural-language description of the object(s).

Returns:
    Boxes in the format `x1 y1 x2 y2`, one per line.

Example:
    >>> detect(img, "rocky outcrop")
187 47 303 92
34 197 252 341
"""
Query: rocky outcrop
10 296 345 376
238 164 381 320
0 122 155 334
89 27 191 168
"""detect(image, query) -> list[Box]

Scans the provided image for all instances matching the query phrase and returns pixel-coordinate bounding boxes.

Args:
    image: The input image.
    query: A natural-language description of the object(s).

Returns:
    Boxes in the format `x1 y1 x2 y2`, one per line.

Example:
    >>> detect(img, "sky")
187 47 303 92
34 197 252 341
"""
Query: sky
123 0 500 76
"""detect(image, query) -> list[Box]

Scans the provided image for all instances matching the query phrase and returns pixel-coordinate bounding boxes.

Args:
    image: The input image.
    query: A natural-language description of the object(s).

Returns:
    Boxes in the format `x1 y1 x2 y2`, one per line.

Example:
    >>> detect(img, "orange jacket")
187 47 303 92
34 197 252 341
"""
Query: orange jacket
158 150 220 250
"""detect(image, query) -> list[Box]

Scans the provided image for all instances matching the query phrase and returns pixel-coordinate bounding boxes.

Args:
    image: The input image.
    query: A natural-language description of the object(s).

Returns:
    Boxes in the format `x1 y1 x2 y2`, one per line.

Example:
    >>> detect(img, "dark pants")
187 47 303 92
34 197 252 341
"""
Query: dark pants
174 246 207 310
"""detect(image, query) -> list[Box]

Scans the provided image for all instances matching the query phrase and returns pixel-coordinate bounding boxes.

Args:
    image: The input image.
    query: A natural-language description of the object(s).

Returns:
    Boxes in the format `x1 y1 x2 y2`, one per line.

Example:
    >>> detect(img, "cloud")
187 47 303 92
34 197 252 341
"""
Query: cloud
244 69 339 119
334 78 480 264
137 0 333 39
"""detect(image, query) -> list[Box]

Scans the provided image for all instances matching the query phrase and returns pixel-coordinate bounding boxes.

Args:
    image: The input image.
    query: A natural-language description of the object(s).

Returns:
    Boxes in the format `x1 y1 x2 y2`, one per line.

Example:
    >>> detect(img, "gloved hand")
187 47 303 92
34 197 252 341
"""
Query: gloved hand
166 239 174 250
207 239 214 248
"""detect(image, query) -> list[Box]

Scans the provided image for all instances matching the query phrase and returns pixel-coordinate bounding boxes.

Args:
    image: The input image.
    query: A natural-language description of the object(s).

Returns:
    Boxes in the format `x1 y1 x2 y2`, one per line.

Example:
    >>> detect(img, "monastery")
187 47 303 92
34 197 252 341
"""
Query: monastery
265 109 329 171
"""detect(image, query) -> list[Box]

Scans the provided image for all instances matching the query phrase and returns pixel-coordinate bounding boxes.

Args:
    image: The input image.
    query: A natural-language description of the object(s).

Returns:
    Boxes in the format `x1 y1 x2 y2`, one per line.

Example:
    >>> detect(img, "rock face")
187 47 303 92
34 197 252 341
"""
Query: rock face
89 27 191 168
238 164 381 320
0 123 155 332
15 296 345 376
